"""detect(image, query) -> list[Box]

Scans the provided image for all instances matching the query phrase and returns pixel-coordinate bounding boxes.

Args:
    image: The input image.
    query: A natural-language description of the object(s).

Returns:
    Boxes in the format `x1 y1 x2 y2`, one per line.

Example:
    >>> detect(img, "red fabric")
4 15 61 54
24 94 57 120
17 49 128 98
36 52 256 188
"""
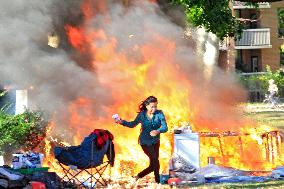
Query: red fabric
168 178 181 185
31 181 46 189
90 129 114 150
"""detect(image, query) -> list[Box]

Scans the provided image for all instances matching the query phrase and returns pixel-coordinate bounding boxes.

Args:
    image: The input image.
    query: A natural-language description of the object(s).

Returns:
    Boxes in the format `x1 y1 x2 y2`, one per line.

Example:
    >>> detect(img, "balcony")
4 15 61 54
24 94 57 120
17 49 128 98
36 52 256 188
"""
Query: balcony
232 1 271 9
235 28 272 49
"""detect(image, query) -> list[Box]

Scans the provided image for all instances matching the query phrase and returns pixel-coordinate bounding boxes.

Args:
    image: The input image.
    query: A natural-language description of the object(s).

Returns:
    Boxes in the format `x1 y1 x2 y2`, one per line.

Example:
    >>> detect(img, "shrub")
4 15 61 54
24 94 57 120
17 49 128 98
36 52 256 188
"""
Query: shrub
239 66 284 98
0 109 48 155
259 66 284 96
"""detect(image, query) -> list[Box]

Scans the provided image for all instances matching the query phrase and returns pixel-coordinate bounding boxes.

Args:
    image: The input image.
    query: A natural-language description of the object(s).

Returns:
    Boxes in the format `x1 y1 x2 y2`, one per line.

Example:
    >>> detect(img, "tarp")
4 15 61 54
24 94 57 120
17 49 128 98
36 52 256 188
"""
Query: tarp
206 176 270 183
271 166 284 179
172 164 281 184
54 133 113 169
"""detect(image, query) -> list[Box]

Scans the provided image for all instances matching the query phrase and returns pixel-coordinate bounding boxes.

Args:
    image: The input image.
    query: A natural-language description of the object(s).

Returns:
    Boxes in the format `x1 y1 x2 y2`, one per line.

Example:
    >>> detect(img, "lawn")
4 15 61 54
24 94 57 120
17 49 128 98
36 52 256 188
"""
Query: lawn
242 103 284 130
187 180 284 189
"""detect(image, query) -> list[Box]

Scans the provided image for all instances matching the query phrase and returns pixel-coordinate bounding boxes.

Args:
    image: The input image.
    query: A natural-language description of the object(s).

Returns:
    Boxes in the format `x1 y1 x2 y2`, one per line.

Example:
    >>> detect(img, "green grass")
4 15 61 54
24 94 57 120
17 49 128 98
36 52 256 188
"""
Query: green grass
242 105 284 130
185 180 284 188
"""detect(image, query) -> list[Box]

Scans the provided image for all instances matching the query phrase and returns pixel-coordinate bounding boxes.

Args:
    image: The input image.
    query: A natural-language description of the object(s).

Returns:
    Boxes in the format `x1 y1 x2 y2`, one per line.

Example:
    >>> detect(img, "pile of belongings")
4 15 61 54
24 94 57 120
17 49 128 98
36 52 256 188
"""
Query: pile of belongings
169 162 284 184
0 166 68 189
12 151 44 169
271 166 284 179
0 166 27 188
174 125 193 134
0 149 84 189
188 164 269 183
169 154 196 174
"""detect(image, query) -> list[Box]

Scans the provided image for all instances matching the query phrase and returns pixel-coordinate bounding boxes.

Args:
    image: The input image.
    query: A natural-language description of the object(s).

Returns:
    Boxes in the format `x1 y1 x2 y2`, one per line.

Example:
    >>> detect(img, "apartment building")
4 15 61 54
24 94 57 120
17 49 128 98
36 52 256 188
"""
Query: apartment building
232 1 284 72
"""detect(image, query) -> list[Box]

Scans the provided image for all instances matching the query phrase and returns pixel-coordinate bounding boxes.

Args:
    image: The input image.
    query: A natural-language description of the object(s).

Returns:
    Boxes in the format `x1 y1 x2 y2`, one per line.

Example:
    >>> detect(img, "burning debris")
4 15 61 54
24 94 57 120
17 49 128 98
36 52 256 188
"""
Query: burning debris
162 127 284 187
119 160 137 177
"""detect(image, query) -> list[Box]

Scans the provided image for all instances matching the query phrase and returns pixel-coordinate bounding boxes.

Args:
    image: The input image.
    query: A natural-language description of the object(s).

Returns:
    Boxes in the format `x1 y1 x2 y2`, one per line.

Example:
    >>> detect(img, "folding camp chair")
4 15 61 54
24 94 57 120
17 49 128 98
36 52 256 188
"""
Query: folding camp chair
59 160 110 187
54 132 114 188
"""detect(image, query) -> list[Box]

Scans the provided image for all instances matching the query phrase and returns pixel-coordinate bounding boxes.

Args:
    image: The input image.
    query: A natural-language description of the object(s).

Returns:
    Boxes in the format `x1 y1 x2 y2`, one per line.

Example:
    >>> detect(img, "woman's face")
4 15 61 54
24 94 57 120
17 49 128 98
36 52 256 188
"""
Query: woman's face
146 102 158 114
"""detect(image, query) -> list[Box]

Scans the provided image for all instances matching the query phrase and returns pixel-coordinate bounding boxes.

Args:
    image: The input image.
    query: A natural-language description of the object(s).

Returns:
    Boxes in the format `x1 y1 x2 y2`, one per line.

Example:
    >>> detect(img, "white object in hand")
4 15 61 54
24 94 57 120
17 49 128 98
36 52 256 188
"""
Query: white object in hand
112 114 121 121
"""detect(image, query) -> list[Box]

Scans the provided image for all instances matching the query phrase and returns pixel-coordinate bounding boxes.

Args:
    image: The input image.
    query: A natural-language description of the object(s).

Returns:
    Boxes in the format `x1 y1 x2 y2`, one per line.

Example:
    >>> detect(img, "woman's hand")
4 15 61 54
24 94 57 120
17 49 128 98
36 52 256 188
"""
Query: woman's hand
150 130 160 137
115 118 122 124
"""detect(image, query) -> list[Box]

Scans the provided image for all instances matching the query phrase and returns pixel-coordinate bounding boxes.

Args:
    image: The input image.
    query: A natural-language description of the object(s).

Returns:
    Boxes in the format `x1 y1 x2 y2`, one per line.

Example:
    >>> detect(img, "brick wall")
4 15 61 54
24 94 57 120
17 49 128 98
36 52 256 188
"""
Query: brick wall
261 2 284 71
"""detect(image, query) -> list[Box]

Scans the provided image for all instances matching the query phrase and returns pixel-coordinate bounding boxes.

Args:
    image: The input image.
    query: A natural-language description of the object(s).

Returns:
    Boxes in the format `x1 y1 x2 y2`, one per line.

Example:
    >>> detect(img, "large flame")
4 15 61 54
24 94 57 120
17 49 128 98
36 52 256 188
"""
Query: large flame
43 0 283 180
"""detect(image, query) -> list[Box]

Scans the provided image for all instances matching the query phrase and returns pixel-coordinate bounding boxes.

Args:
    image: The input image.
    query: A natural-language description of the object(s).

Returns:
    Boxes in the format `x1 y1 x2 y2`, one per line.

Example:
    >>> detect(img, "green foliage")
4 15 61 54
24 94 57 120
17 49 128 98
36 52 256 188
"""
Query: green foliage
278 8 284 29
193 180 284 189
0 90 8 97
0 109 48 155
260 66 284 95
171 0 244 40
239 74 262 90
239 66 284 96
281 44 284 65
243 2 259 9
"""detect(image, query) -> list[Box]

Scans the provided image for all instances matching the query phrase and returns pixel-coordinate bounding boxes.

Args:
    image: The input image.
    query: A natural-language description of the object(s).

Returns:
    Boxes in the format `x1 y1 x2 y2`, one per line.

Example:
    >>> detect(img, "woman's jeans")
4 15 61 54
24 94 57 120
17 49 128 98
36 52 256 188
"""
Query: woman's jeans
137 141 160 183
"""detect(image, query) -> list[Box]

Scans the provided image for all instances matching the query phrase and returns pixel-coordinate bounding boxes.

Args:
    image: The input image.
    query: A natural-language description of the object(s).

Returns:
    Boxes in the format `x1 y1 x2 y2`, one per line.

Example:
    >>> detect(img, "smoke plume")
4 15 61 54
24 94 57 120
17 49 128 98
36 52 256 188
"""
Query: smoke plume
0 0 112 135
0 0 247 141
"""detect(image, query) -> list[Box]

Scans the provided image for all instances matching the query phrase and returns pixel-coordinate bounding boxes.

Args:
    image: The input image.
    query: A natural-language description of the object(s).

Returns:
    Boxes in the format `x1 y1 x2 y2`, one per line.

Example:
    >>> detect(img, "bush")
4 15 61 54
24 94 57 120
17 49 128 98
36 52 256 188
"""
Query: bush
258 66 284 96
239 66 284 98
0 109 48 155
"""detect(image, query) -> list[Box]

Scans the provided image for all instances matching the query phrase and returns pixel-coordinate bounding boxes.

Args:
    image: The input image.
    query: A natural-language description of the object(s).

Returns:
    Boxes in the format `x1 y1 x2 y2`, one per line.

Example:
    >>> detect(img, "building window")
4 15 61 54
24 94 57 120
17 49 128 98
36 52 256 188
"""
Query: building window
251 56 259 72
235 50 243 71
278 8 284 38
281 44 284 65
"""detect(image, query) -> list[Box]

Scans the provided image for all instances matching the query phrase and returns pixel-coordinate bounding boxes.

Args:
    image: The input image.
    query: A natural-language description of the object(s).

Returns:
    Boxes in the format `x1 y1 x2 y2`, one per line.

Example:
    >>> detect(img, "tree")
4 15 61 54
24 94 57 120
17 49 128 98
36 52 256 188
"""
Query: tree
171 0 244 40
239 66 284 99
0 108 48 156
170 0 283 39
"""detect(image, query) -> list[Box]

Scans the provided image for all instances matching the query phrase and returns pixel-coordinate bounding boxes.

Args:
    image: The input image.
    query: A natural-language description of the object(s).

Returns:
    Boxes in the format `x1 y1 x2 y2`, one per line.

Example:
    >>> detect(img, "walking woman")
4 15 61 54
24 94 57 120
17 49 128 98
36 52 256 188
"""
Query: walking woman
114 96 168 183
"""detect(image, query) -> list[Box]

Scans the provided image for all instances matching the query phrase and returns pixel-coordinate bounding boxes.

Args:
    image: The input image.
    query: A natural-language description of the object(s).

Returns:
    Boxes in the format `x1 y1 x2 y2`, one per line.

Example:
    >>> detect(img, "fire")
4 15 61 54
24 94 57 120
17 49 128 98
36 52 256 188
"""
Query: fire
64 26 85 50
42 0 284 183
199 125 284 171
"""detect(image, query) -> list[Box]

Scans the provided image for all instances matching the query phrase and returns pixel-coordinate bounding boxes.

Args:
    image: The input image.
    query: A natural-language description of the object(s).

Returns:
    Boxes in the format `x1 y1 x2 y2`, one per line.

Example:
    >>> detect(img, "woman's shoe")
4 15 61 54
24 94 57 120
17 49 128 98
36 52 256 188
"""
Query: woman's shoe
127 176 139 189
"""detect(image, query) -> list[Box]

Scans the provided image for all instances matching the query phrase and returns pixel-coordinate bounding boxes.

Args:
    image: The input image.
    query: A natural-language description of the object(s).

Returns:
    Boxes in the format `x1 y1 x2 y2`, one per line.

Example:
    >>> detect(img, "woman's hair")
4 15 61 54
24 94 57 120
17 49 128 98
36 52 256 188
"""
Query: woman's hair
138 96 158 112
